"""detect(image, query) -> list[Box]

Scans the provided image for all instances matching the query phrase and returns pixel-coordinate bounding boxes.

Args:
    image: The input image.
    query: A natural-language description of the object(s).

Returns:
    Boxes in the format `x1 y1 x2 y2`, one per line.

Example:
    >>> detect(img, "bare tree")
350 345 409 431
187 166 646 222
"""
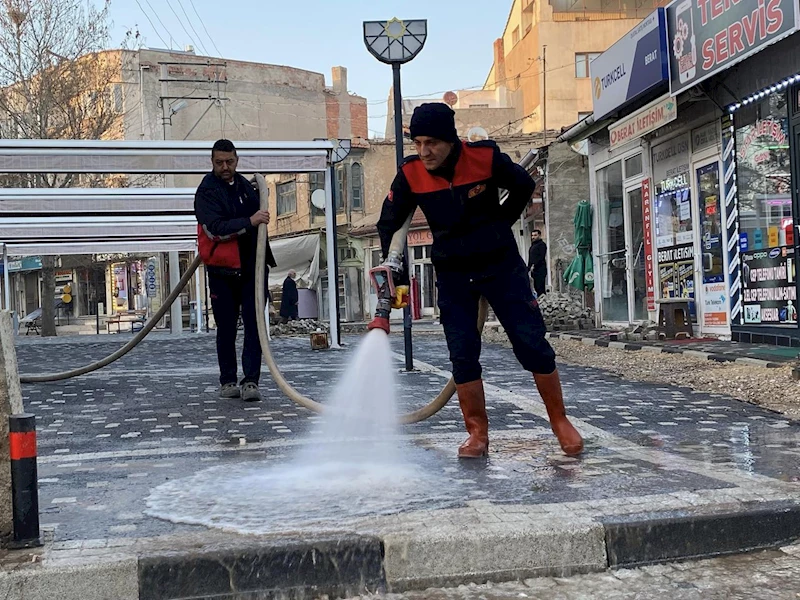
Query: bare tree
0 0 125 335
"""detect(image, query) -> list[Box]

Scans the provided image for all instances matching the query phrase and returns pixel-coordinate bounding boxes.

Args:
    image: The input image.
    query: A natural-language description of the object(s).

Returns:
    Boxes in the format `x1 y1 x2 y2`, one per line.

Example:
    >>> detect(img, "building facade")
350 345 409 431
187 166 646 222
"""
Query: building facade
562 1 800 346
1 48 367 330
485 0 670 135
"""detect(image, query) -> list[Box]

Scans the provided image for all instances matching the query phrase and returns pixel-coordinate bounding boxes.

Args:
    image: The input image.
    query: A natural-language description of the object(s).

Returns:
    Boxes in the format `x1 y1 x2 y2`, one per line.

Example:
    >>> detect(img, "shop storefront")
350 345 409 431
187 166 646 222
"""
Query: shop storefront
562 0 800 342
726 82 799 344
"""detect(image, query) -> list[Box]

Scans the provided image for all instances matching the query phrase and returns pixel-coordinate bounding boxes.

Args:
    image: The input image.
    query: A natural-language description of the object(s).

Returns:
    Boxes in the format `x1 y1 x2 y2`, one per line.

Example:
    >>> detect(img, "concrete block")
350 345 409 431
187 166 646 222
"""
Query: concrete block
0 311 24 540
382 516 606 591
0 556 138 600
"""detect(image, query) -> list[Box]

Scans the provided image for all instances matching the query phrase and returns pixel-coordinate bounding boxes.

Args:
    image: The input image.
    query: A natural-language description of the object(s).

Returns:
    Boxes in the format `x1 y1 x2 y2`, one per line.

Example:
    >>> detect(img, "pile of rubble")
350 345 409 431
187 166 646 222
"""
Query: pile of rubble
269 319 329 337
606 321 661 341
536 291 594 330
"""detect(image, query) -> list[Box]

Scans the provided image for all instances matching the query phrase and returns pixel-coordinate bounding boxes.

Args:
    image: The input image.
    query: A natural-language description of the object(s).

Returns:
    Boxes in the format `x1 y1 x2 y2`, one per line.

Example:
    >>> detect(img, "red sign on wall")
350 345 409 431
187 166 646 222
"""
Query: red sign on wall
642 178 656 312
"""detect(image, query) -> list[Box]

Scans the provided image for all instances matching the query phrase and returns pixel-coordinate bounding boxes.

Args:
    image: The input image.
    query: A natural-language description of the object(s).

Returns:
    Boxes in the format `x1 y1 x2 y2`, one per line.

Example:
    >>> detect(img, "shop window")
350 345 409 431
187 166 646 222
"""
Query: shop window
575 53 601 79
624 154 643 179
735 92 797 326
277 182 296 216
351 163 363 211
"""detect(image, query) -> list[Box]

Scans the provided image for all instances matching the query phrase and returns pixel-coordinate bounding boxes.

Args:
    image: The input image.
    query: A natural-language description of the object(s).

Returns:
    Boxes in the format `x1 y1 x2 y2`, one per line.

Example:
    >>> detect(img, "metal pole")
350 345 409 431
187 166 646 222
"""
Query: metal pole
2 245 10 312
393 63 414 372
542 45 547 144
193 250 202 333
169 252 182 334
323 166 340 348
8 414 41 549
329 165 342 344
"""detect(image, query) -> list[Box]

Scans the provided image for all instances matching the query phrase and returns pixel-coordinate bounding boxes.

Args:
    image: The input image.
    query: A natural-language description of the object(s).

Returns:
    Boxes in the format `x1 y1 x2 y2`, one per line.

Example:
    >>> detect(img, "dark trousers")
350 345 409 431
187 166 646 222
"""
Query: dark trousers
208 273 262 385
532 269 547 296
437 254 556 384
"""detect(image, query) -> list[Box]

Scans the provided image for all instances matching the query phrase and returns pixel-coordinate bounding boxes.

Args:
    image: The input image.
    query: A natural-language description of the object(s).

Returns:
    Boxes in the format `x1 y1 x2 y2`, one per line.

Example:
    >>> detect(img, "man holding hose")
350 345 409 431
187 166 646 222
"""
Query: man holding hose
372 103 582 458
195 139 276 402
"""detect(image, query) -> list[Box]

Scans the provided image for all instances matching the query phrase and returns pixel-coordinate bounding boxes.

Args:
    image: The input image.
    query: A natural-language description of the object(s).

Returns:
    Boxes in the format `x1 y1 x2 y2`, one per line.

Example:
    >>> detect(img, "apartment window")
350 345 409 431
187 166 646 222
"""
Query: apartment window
511 26 520 46
277 181 296 216
335 165 346 213
575 53 601 78
350 163 363 211
309 171 325 220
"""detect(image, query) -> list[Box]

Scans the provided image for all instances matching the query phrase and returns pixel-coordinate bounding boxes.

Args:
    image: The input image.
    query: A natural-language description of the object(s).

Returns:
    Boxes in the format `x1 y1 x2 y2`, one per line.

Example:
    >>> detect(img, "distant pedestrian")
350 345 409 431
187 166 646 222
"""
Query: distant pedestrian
527 229 548 297
280 270 299 323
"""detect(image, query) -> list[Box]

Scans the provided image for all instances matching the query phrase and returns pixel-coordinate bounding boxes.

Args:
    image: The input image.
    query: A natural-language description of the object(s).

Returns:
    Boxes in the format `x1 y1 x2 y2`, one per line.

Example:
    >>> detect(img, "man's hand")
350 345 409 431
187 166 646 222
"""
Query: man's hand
250 210 271 227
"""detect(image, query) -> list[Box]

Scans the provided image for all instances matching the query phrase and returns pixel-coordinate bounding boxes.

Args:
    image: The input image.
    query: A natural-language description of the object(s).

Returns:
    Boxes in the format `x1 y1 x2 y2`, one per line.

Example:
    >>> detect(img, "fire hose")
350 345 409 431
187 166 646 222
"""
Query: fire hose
20 172 489 425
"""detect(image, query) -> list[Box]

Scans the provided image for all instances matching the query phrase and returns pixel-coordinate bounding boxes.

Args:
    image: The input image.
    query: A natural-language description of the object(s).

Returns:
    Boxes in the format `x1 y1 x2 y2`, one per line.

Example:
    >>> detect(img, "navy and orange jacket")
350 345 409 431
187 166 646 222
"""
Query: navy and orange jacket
377 140 535 274
194 172 276 277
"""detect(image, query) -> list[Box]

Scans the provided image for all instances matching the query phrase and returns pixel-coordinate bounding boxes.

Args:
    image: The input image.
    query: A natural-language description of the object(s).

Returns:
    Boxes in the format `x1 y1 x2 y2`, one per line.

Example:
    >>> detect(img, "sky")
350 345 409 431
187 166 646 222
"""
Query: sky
102 0 510 138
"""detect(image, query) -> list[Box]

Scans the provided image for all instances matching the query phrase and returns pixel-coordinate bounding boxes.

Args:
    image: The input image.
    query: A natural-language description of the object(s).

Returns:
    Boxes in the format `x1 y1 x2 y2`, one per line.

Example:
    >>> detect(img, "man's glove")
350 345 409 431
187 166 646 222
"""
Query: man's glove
392 285 410 309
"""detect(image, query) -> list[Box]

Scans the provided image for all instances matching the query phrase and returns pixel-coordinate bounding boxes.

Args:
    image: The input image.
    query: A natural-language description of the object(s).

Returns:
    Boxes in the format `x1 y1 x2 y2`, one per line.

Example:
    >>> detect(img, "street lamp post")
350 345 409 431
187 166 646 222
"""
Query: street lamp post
363 18 427 372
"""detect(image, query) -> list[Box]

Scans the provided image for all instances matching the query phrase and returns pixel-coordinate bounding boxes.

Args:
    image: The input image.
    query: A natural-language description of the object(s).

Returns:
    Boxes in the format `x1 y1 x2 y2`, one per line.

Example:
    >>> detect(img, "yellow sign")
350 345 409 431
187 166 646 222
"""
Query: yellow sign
768 226 779 248
61 293 72 304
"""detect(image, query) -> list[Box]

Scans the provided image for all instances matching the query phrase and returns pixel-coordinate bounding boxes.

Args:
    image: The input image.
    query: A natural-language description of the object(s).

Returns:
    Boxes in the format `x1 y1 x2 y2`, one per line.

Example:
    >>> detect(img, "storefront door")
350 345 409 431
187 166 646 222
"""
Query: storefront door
597 160 649 324
694 159 729 334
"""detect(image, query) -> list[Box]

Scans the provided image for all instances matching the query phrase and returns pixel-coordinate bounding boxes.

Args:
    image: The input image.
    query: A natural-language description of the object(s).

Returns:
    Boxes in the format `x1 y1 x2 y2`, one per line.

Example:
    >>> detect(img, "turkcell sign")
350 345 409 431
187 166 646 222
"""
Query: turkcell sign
590 8 669 120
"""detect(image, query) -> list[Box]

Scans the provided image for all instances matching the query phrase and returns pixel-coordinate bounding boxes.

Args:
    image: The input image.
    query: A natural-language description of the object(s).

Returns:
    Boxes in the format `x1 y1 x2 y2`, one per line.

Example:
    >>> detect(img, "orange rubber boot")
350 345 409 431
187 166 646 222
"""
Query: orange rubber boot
456 380 489 458
533 370 583 456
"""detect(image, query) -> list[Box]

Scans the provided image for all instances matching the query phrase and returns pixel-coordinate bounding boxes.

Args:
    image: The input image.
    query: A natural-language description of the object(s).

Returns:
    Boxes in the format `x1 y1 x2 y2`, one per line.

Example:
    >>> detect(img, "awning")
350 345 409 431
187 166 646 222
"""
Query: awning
268 234 320 289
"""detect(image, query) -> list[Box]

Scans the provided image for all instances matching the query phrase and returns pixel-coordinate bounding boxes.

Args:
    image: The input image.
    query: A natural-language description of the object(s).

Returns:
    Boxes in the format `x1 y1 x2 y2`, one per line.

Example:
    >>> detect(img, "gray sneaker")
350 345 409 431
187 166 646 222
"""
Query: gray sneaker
219 383 240 399
241 382 262 402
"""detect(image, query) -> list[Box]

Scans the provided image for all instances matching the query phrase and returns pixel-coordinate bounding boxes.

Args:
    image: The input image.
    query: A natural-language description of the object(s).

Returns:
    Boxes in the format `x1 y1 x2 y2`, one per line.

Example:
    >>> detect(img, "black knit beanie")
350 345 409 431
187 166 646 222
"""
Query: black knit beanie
409 103 459 143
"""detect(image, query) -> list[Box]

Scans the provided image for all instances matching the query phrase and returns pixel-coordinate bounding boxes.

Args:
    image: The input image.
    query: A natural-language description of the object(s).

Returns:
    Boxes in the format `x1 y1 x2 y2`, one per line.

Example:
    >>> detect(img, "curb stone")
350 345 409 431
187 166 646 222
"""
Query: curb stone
6 504 800 599
545 333 783 369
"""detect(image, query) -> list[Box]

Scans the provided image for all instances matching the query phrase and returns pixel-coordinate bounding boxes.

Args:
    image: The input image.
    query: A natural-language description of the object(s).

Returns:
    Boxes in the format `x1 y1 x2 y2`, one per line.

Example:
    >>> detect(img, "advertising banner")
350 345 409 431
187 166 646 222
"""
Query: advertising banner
642 179 656 312
667 0 799 95
741 246 797 325
591 9 669 120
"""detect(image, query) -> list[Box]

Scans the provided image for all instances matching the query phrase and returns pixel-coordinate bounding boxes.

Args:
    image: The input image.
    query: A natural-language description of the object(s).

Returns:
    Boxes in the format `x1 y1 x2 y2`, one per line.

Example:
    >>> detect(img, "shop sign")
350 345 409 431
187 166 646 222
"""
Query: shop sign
702 281 729 327
667 0 799 95
609 95 677 149
658 242 695 305
7 256 42 272
642 179 657 312
742 246 797 325
692 121 721 153
146 259 158 299
591 9 669 120
407 229 432 247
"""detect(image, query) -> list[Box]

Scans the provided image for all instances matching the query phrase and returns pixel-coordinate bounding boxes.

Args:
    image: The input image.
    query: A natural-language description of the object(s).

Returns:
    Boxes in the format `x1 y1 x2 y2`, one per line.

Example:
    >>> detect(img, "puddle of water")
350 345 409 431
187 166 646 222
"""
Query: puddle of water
145 330 456 535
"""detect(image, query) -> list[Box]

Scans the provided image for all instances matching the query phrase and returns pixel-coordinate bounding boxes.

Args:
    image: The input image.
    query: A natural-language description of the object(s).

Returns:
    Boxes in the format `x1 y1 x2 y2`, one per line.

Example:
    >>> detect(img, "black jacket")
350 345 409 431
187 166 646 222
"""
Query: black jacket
377 141 535 274
528 239 548 273
280 277 299 317
194 172 276 277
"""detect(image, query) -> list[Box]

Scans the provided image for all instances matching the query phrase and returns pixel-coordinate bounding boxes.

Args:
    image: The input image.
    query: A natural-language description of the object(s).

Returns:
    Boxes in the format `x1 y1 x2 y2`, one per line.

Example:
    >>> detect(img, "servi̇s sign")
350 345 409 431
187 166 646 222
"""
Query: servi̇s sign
667 0 799 95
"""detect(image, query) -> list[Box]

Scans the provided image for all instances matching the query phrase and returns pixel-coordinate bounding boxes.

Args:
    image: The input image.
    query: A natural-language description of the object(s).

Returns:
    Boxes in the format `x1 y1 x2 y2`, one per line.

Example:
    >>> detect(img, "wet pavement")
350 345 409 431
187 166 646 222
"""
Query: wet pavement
13 332 800 542
9 330 800 599
350 544 800 600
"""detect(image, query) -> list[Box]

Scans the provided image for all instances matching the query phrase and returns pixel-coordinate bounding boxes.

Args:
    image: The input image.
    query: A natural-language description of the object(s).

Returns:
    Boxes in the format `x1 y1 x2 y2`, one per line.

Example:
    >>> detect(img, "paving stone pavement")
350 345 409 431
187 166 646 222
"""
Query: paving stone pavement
349 544 800 599
13 332 800 542
9 330 800 597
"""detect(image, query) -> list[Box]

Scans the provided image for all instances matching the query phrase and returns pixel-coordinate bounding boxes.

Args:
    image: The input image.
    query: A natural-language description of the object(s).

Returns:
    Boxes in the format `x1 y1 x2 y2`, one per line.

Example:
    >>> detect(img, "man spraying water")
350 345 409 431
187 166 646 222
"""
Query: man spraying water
368 103 583 459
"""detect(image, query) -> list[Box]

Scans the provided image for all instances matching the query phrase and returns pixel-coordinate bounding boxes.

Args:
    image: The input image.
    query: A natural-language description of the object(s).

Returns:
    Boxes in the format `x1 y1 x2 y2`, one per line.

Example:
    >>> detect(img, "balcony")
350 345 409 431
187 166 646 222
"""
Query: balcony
550 0 669 20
